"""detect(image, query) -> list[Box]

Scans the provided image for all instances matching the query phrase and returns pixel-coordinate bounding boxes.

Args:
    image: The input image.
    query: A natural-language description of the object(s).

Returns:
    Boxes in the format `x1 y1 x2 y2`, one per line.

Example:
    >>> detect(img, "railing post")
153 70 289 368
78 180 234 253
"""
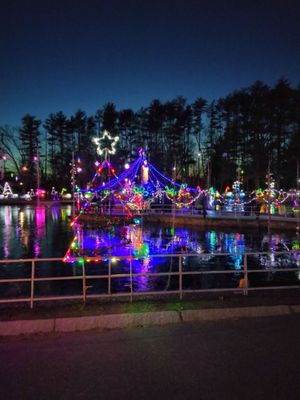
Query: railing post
30 260 35 309
82 259 86 304
244 253 248 296
108 258 111 296
179 255 183 300
130 258 133 303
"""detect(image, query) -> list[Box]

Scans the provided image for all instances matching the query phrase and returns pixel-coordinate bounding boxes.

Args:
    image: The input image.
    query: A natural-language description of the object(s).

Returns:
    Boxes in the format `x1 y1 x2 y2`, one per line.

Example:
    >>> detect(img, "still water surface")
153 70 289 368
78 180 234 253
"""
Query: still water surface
0 205 73 259
0 205 299 297
0 205 299 259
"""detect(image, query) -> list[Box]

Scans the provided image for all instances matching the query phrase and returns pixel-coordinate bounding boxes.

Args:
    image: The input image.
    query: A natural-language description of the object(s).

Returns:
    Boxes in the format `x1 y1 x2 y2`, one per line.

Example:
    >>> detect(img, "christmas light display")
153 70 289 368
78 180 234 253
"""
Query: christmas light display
288 189 300 212
51 187 59 200
2 182 13 198
69 132 300 218
252 173 289 214
141 160 149 185
35 188 46 199
61 136 300 281
76 146 298 216
223 180 245 211
207 187 223 210
165 184 202 208
93 130 119 159
77 146 203 214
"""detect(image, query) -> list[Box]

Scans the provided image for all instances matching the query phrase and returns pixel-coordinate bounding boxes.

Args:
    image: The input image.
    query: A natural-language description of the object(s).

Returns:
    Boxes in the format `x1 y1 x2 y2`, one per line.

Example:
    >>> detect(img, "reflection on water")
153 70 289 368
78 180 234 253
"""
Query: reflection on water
0 205 300 296
1 205 298 264
66 225 252 264
63 221 300 292
0 205 73 259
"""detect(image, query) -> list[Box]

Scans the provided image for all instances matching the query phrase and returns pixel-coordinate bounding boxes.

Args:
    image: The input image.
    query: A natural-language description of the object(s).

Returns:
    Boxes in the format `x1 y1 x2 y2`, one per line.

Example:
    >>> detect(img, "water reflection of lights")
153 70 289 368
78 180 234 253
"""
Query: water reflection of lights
261 234 291 253
205 231 245 270
0 205 73 259
4 207 11 257
65 226 249 274
34 207 46 257
51 206 60 220
19 211 25 228
1 204 300 290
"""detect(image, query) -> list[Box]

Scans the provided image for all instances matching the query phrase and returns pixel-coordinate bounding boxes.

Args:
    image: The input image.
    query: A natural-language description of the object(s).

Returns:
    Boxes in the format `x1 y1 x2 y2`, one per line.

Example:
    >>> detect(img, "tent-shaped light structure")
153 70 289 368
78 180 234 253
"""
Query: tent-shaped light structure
79 148 202 212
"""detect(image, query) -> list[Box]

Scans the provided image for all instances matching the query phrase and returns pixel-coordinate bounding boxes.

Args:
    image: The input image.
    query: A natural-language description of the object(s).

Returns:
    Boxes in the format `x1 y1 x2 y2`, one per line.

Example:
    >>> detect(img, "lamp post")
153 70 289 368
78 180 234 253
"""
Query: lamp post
172 164 176 226
197 152 201 177
34 157 40 189
70 151 76 217
0 147 7 181
33 152 40 201
267 160 271 237
207 159 211 189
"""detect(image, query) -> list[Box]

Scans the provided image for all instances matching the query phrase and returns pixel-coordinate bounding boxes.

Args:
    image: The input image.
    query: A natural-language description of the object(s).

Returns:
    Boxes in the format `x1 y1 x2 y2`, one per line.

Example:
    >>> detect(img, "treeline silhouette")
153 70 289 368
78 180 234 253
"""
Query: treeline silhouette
0 78 299 192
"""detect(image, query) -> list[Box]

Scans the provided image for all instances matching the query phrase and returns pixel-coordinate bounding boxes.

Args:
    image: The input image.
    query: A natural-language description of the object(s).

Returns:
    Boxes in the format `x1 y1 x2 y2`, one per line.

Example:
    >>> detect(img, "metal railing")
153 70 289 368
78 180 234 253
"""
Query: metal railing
143 204 300 219
0 251 300 308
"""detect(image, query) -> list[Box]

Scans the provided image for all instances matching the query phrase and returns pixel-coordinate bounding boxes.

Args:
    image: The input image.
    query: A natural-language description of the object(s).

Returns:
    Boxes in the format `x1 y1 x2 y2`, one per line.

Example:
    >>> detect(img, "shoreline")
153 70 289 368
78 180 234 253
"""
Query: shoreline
142 213 300 231
0 202 299 232
0 199 73 206
74 211 300 231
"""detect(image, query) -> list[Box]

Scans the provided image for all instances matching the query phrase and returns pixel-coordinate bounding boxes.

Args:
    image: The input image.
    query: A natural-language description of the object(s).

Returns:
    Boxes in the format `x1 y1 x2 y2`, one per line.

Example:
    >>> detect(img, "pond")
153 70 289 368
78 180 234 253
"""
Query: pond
0 205 299 299
0 205 74 259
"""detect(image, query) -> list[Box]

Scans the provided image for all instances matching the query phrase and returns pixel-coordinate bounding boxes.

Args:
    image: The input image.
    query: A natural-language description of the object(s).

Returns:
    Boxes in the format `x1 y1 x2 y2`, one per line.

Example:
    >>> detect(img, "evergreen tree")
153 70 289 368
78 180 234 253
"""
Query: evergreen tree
44 111 71 187
269 78 294 185
118 108 136 163
191 97 207 155
19 114 41 189
102 103 118 133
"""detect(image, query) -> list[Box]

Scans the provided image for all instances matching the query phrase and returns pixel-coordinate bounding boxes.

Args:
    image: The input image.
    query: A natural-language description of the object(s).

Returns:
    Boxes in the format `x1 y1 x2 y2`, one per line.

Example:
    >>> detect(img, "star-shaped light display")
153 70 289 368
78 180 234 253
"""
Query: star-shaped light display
93 130 119 158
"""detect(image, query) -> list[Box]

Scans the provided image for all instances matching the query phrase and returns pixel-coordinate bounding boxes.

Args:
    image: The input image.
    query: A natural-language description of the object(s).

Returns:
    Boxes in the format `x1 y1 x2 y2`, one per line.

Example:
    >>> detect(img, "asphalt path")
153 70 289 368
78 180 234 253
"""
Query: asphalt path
1 315 300 400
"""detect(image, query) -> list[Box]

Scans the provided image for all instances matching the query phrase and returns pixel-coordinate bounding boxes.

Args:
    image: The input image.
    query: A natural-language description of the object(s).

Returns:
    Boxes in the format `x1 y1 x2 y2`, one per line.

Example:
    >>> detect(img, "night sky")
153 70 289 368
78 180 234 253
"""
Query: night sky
1 0 299 126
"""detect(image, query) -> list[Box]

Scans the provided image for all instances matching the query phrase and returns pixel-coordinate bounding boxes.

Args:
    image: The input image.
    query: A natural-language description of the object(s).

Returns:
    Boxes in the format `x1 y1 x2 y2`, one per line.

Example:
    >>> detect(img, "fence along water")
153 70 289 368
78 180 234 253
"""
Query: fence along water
0 251 300 308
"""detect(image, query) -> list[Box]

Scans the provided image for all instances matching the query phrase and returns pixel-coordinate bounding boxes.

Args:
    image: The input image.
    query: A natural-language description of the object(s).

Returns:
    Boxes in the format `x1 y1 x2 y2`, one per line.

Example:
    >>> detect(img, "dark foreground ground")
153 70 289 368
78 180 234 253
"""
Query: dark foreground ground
1 290 300 321
1 314 300 400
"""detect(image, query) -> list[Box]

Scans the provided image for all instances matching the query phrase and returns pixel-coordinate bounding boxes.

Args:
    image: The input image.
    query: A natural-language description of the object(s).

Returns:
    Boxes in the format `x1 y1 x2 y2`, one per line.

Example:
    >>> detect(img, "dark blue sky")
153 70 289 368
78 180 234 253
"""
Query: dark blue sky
1 0 299 126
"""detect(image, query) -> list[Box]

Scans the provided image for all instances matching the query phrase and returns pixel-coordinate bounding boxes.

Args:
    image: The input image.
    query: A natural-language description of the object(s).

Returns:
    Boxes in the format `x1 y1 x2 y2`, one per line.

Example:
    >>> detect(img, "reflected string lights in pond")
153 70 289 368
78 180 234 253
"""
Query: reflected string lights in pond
0 205 73 259
4 207 11 258
64 225 203 261
0 204 299 269
65 225 251 271
0 205 300 294
34 206 46 257
63 223 300 293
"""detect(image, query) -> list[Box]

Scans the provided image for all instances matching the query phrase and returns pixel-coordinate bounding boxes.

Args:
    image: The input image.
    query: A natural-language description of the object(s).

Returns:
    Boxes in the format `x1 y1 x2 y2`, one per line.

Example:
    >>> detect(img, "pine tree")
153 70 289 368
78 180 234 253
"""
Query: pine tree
19 114 41 189
44 111 71 186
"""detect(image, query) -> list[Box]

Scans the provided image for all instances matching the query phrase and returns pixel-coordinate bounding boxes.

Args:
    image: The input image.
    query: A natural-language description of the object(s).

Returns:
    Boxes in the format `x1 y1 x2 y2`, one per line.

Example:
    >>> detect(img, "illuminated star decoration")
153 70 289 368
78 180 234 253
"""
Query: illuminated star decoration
93 130 119 159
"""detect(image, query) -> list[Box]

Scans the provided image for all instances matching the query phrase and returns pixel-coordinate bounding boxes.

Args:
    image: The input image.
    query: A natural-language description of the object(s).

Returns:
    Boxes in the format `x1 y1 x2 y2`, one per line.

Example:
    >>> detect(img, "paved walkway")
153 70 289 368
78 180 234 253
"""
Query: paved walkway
1 315 300 399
